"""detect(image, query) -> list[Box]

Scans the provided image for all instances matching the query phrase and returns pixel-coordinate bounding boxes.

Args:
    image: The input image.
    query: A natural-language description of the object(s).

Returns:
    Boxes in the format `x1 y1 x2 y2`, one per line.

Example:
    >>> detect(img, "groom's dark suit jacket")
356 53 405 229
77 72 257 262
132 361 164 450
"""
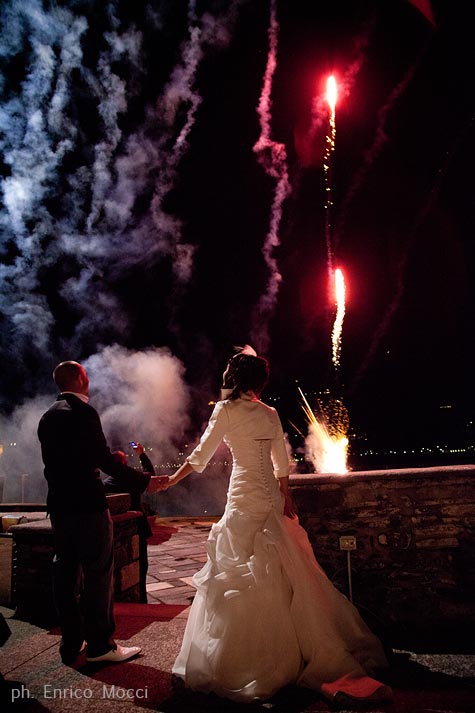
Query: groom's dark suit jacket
38 393 148 515
102 452 154 538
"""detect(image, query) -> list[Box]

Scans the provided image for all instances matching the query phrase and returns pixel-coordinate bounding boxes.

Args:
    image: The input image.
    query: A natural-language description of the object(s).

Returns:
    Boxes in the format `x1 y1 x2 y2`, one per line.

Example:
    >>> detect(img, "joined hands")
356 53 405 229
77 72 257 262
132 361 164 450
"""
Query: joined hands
147 476 171 493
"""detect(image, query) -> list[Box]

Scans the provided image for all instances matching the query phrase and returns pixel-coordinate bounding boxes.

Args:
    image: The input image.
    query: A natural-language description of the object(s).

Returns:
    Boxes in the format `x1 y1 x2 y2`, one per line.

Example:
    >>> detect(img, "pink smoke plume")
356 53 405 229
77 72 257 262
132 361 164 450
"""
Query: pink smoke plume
407 0 436 27
251 0 290 353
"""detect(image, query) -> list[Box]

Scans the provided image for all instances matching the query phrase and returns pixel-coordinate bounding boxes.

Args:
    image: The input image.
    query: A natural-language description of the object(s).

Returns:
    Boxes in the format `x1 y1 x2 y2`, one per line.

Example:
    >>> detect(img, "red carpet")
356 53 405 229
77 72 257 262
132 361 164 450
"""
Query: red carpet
147 519 179 545
113 602 187 639
48 602 187 640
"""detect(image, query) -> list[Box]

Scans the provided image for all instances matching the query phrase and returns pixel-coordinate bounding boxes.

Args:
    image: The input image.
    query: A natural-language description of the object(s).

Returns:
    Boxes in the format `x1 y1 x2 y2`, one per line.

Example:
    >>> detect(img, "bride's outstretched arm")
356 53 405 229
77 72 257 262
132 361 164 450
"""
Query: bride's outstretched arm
165 461 194 489
163 401 228 490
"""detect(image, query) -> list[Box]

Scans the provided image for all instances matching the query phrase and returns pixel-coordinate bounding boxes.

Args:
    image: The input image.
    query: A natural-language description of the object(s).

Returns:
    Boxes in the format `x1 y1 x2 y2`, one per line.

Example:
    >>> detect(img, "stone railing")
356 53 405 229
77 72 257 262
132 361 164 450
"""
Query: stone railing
2 494 143 626
0 511 46 608
289 464 475 649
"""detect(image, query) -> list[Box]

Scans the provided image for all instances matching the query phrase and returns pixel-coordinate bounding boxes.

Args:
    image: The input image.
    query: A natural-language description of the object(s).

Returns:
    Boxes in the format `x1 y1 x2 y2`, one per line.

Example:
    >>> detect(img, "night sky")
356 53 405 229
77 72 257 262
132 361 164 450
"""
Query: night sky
1 0 474 475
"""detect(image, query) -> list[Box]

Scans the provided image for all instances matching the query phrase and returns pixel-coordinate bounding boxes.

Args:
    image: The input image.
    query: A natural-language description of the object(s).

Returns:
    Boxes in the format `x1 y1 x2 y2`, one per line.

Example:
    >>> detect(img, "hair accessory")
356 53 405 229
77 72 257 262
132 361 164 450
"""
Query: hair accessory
234 344 257 357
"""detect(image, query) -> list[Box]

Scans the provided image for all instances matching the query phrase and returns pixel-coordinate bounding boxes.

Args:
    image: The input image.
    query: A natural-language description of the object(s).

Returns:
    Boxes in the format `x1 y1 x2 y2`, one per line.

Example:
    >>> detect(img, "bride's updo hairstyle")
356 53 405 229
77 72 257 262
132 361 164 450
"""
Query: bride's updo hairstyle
228 354 269 400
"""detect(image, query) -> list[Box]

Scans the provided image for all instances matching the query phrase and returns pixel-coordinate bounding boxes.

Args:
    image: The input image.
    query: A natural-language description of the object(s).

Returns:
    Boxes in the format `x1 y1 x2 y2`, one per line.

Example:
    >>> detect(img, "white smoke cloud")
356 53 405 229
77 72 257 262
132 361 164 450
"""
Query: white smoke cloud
76 0 247 281
0 1 87 357
85 17 137 234
0 0 246 394
0 394 53 502
84 344 190 458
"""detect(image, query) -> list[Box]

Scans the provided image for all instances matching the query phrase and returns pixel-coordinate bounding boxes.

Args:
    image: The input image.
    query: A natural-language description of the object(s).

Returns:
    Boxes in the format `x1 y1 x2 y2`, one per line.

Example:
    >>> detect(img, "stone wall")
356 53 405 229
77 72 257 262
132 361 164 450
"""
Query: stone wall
289 464 475 650
0 512 45 607
6 494 142 626
0 535 13 606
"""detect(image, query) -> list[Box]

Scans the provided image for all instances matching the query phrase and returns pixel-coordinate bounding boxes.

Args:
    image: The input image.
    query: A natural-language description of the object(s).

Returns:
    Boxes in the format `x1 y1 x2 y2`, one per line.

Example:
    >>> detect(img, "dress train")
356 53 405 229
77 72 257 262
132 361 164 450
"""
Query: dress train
173 508 392 705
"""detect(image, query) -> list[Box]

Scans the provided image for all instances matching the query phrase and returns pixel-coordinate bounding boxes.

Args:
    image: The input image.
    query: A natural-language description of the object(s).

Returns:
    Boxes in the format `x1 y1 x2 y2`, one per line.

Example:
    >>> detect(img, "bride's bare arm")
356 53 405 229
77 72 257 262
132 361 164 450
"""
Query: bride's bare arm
166 461 194 489
278 476 296 518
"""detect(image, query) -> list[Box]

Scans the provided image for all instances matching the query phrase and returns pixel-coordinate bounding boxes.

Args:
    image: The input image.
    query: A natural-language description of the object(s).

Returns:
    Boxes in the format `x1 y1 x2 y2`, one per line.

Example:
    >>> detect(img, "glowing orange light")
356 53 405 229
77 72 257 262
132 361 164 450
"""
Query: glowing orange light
326 75 338 113
298 388 348 474
332 267 346 369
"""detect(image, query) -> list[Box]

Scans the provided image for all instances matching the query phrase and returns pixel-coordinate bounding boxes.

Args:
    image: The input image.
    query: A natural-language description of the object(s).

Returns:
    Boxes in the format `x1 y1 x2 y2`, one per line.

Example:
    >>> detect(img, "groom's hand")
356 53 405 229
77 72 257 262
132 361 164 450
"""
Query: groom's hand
147 476 170 493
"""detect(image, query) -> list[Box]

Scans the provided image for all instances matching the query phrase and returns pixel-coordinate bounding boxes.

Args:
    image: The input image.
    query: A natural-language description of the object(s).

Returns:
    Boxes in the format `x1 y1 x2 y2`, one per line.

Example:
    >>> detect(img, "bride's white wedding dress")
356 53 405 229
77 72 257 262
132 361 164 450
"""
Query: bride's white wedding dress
172 394 391 705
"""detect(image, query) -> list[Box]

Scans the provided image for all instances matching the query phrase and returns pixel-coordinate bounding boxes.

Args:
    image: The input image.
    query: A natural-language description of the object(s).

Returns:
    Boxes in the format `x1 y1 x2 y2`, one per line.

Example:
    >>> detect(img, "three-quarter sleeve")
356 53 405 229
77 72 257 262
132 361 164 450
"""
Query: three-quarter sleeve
271 411 290 479
186 401 230 473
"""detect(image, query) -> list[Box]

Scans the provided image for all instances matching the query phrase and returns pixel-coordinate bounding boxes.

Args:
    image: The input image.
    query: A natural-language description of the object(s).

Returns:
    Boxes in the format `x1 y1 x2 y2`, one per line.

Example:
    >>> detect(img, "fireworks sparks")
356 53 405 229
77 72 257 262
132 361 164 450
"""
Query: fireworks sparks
298 75 349 474
332 267 346 370
322 77 346 377
298 387 349 474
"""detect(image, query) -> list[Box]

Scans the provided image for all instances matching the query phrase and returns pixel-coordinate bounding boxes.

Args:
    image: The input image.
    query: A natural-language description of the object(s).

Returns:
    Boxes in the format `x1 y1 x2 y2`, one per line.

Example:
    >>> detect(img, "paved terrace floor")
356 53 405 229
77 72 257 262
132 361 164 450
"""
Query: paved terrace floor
144 517 216 606
1 516 474 713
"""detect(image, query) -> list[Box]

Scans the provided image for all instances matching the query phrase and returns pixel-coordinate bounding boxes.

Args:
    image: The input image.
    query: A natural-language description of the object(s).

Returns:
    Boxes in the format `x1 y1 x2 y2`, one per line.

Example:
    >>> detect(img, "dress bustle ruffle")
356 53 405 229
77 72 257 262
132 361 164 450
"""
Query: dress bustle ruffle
172 507 390 704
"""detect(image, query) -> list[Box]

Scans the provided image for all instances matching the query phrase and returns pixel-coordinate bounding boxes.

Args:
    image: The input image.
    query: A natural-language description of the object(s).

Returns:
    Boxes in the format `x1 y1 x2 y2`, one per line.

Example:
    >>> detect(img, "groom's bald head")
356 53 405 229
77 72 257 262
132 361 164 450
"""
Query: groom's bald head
53 361 89 395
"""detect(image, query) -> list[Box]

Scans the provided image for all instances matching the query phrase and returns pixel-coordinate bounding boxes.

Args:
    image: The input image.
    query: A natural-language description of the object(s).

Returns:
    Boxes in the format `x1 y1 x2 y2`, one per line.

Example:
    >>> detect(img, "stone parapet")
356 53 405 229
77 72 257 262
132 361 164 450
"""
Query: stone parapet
0 534 13 606
0 504 47 512
290 465 475 649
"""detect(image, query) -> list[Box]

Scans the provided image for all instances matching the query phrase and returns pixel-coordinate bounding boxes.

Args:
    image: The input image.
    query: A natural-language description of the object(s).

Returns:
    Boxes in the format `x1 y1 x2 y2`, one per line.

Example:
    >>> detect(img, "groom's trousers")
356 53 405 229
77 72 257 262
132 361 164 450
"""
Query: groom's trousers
50 509 116 658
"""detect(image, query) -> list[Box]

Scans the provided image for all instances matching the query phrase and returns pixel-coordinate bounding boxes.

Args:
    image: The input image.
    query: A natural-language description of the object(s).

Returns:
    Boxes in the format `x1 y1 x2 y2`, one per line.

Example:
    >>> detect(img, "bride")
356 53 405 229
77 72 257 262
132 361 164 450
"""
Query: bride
160 347 392 707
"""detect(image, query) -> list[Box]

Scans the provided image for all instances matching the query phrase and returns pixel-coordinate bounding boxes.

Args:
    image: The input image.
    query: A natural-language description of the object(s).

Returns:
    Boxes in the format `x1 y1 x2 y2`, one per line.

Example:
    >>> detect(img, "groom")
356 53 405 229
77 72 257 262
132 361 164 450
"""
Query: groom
38 360 165 664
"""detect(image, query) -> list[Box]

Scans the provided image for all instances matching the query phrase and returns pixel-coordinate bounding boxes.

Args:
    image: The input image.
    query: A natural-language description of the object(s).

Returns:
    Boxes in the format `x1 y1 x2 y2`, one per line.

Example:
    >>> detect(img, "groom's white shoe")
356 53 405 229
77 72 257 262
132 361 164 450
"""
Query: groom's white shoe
86 644 141 663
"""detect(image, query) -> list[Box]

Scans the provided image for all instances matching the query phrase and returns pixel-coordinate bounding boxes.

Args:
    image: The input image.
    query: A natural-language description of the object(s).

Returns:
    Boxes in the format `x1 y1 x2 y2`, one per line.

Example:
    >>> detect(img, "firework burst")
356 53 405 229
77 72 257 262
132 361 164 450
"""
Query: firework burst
298 387 349 474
